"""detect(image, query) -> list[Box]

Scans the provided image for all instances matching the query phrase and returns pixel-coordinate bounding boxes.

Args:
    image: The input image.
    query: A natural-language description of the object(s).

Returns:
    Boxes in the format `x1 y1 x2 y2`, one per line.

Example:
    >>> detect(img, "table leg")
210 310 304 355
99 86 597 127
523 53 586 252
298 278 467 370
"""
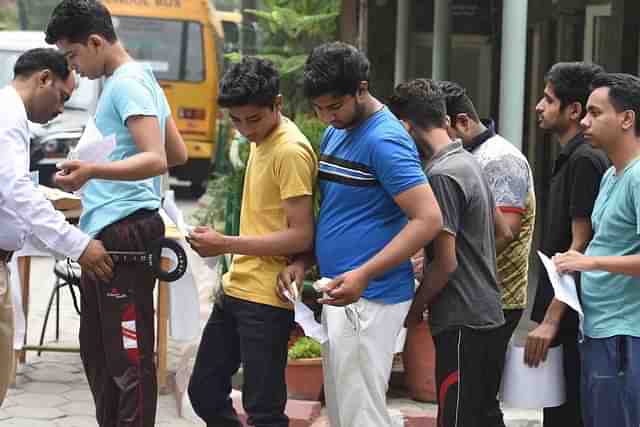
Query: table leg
156 257 170 394
18 256 31 364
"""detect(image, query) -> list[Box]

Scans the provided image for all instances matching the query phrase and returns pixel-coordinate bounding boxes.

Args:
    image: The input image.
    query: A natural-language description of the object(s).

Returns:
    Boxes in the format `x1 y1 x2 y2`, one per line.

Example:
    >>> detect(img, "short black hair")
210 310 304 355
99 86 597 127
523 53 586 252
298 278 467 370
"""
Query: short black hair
434 80 480 124
387 78 447 130
13 48 70 81
303 42 370 99
45 0 117 45
545 62 604 118
218 56 280 108
590 73 640 136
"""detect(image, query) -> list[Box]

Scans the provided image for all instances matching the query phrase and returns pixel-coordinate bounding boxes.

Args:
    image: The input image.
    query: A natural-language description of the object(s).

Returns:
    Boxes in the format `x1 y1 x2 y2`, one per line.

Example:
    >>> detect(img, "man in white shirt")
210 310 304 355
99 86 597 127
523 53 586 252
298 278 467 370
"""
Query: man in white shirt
0 48 113 407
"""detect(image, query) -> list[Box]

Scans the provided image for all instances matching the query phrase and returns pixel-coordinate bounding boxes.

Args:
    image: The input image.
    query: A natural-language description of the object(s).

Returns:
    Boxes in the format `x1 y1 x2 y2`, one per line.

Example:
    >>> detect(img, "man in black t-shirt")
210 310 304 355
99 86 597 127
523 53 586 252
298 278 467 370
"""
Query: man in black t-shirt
527 62 609 427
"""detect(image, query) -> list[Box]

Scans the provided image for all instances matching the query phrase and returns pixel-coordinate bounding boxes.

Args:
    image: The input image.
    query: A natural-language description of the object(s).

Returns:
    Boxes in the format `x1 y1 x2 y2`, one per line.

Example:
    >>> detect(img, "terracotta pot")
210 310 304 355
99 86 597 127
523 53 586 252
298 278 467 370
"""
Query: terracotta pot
285 357 324 401
402 320 437 402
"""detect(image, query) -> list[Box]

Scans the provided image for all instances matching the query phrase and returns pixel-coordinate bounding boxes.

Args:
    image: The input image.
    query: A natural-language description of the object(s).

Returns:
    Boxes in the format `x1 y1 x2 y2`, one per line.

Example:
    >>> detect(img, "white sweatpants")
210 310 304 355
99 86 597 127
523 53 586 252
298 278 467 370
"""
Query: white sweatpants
322 298 411 427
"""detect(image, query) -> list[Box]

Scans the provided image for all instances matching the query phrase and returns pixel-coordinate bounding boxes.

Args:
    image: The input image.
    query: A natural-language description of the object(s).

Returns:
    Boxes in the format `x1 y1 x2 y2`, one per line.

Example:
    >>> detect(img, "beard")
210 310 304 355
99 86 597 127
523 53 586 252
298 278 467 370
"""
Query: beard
340 99 367 129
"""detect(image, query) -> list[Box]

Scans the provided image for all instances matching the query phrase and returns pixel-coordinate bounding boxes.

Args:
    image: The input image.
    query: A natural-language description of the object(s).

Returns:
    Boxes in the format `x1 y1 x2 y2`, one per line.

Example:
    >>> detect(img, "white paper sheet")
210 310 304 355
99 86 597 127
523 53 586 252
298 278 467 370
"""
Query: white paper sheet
71 116 116 164
158 193 200 341
537 251 584 336
162 190 188 236
500 345 566 409
283 282 328 344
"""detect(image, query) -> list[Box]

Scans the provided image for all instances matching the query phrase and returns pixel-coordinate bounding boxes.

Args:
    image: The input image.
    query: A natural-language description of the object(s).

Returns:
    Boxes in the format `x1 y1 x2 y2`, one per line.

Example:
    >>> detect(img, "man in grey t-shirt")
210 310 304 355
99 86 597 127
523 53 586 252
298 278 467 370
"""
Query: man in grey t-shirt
388 78 505 427
424 143 504 335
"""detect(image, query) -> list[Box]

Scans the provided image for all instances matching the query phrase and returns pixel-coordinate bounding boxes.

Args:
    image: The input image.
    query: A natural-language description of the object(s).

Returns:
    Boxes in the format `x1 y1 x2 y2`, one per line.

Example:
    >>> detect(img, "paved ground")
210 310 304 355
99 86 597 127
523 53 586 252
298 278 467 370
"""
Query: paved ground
1 195 543 426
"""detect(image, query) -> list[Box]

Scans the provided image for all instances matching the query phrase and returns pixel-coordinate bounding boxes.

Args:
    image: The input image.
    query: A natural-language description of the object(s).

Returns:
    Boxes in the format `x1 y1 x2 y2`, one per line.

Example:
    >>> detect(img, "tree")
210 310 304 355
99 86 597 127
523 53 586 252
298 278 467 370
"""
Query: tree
16 0 58 30
231 0 339 115
0 4 19 30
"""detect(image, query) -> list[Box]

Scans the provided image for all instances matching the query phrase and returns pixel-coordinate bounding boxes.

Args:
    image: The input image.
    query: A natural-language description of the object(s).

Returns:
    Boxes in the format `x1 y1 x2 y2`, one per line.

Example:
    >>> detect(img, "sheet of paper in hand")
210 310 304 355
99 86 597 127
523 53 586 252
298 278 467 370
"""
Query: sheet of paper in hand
537 251 584 337
71 116 116 164
283 281 328 344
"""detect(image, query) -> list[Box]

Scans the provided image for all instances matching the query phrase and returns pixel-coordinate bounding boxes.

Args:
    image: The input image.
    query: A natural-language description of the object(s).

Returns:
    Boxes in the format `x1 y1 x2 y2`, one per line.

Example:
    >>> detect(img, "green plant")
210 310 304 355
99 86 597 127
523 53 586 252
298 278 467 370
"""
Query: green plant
190 127 249 233
227 0 339 116
288 336 322 360
0 5 19 30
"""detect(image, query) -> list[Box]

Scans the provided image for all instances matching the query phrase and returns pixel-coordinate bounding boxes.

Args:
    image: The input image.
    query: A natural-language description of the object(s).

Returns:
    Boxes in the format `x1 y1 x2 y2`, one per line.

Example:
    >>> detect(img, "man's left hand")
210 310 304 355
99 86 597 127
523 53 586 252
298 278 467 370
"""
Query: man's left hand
187 226 229 257
318 268 369 306
54 160 94 192
552 250 596 273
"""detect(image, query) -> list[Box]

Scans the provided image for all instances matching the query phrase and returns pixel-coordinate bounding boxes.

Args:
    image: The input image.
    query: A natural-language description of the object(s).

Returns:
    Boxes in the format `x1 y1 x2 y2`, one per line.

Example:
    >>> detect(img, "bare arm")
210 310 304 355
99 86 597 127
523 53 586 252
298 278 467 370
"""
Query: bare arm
526 217 594 366
414 232 456 309
555 252 640 276
188 195 315 257
321 183 443 306
92 115 168 179
55 116 168 191
165 116 188 167
496 210 522 255
495 208 514 255
359 183 443 279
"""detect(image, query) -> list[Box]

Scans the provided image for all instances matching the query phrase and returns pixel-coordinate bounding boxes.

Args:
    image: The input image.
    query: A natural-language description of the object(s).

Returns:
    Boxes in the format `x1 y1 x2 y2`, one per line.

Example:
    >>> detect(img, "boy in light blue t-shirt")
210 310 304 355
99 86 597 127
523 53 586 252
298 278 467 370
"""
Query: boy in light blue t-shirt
45 1 187 426
554 73 640 427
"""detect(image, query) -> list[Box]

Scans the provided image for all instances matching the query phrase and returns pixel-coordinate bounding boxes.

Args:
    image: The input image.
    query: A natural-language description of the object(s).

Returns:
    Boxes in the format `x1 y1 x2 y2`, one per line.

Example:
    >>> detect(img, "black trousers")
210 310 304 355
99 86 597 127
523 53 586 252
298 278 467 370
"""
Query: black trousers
188 294 294 427
80 210 164 427
433 326 505 427
484 308 524 427
543 331 582 427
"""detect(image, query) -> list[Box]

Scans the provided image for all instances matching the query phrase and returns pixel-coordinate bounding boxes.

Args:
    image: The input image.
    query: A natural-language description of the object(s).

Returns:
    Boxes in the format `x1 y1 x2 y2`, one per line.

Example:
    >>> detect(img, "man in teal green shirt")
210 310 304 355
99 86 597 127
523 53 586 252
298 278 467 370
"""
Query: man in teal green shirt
554 73 640 427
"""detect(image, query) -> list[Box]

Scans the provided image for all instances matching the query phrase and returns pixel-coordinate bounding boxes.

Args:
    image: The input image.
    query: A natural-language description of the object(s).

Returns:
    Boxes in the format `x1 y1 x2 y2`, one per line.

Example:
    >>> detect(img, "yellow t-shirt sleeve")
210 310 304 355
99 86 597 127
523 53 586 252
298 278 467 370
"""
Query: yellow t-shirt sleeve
273 141 318 200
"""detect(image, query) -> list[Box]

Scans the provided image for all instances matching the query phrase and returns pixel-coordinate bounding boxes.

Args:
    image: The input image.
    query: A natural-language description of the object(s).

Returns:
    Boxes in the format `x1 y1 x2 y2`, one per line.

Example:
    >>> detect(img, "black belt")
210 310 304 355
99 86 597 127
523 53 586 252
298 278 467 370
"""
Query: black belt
0 249 13 263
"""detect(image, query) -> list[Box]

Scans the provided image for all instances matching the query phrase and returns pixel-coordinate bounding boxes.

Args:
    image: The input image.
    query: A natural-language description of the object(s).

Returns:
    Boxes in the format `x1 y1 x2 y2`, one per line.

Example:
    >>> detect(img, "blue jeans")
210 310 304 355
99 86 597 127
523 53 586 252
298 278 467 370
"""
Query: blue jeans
580 335 640 427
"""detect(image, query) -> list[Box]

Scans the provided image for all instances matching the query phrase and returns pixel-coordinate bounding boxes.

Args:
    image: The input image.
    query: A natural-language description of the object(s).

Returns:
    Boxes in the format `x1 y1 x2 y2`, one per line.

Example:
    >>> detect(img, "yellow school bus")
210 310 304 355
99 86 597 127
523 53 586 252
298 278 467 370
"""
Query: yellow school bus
103 0 223 193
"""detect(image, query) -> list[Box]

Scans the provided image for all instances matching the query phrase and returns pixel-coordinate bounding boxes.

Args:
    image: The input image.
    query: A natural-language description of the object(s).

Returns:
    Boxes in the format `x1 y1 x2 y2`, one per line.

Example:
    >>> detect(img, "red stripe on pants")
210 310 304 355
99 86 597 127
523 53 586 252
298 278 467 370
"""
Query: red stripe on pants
438 371 459 427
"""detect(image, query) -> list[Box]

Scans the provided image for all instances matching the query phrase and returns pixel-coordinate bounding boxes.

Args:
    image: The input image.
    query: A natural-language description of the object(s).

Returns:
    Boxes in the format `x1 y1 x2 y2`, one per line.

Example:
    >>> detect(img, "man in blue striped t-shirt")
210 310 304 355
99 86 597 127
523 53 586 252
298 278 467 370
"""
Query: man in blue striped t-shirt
278 42 443 427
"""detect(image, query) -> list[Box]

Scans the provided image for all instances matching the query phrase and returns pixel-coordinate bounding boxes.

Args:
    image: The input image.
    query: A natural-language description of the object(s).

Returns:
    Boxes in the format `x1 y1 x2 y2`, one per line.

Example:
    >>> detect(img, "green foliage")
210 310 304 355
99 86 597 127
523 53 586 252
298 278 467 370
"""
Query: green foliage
288 336 322 360
191 131 249 232
237 0 339 116
15 0 59 30
0 6 19 30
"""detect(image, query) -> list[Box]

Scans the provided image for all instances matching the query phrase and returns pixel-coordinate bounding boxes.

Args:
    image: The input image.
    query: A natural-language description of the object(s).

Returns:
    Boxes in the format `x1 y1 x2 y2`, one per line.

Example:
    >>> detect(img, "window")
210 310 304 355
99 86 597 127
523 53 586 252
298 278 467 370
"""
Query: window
113 16 205 82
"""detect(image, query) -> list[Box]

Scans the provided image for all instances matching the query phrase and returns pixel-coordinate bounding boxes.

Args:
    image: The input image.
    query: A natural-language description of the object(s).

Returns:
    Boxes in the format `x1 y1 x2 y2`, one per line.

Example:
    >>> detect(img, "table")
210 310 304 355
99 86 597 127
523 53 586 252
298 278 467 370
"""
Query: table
14 211 179 394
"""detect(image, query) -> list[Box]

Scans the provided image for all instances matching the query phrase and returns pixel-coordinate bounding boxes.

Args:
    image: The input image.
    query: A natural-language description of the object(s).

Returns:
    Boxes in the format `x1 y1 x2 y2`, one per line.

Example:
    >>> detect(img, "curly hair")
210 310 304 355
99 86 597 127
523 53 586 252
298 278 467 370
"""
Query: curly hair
217 56 280 108
387 78 447 130
13 48 71 81
303 42 370 99
45 0 117 45
434 80 480 124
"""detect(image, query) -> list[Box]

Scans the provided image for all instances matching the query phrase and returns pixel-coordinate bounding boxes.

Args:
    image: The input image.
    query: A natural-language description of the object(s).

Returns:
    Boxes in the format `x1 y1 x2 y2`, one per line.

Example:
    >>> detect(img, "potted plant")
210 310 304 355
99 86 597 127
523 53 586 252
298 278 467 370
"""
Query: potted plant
402 319 437 402
285 331 324 401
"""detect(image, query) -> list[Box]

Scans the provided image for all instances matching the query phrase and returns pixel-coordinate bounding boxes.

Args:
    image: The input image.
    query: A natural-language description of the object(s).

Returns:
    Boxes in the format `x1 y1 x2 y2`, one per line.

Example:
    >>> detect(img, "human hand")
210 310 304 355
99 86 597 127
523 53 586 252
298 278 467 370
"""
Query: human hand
187 226 229 257
54 160 94 192
552 250 595 273
276 261 305 303
77 239 114 283
318 268 369 306
524 322 559 367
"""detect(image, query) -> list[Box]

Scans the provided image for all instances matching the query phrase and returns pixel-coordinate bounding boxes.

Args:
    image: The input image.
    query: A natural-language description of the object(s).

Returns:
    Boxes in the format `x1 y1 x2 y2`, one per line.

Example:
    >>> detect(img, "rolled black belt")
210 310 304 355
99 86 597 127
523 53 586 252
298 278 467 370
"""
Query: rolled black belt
0 249 13 263
108 238 188 282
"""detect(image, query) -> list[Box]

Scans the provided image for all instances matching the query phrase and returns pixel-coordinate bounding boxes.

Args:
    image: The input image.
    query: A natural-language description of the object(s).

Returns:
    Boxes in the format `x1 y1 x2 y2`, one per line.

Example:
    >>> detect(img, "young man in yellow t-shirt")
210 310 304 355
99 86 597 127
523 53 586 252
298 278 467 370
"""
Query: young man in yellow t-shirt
186 57 317 427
